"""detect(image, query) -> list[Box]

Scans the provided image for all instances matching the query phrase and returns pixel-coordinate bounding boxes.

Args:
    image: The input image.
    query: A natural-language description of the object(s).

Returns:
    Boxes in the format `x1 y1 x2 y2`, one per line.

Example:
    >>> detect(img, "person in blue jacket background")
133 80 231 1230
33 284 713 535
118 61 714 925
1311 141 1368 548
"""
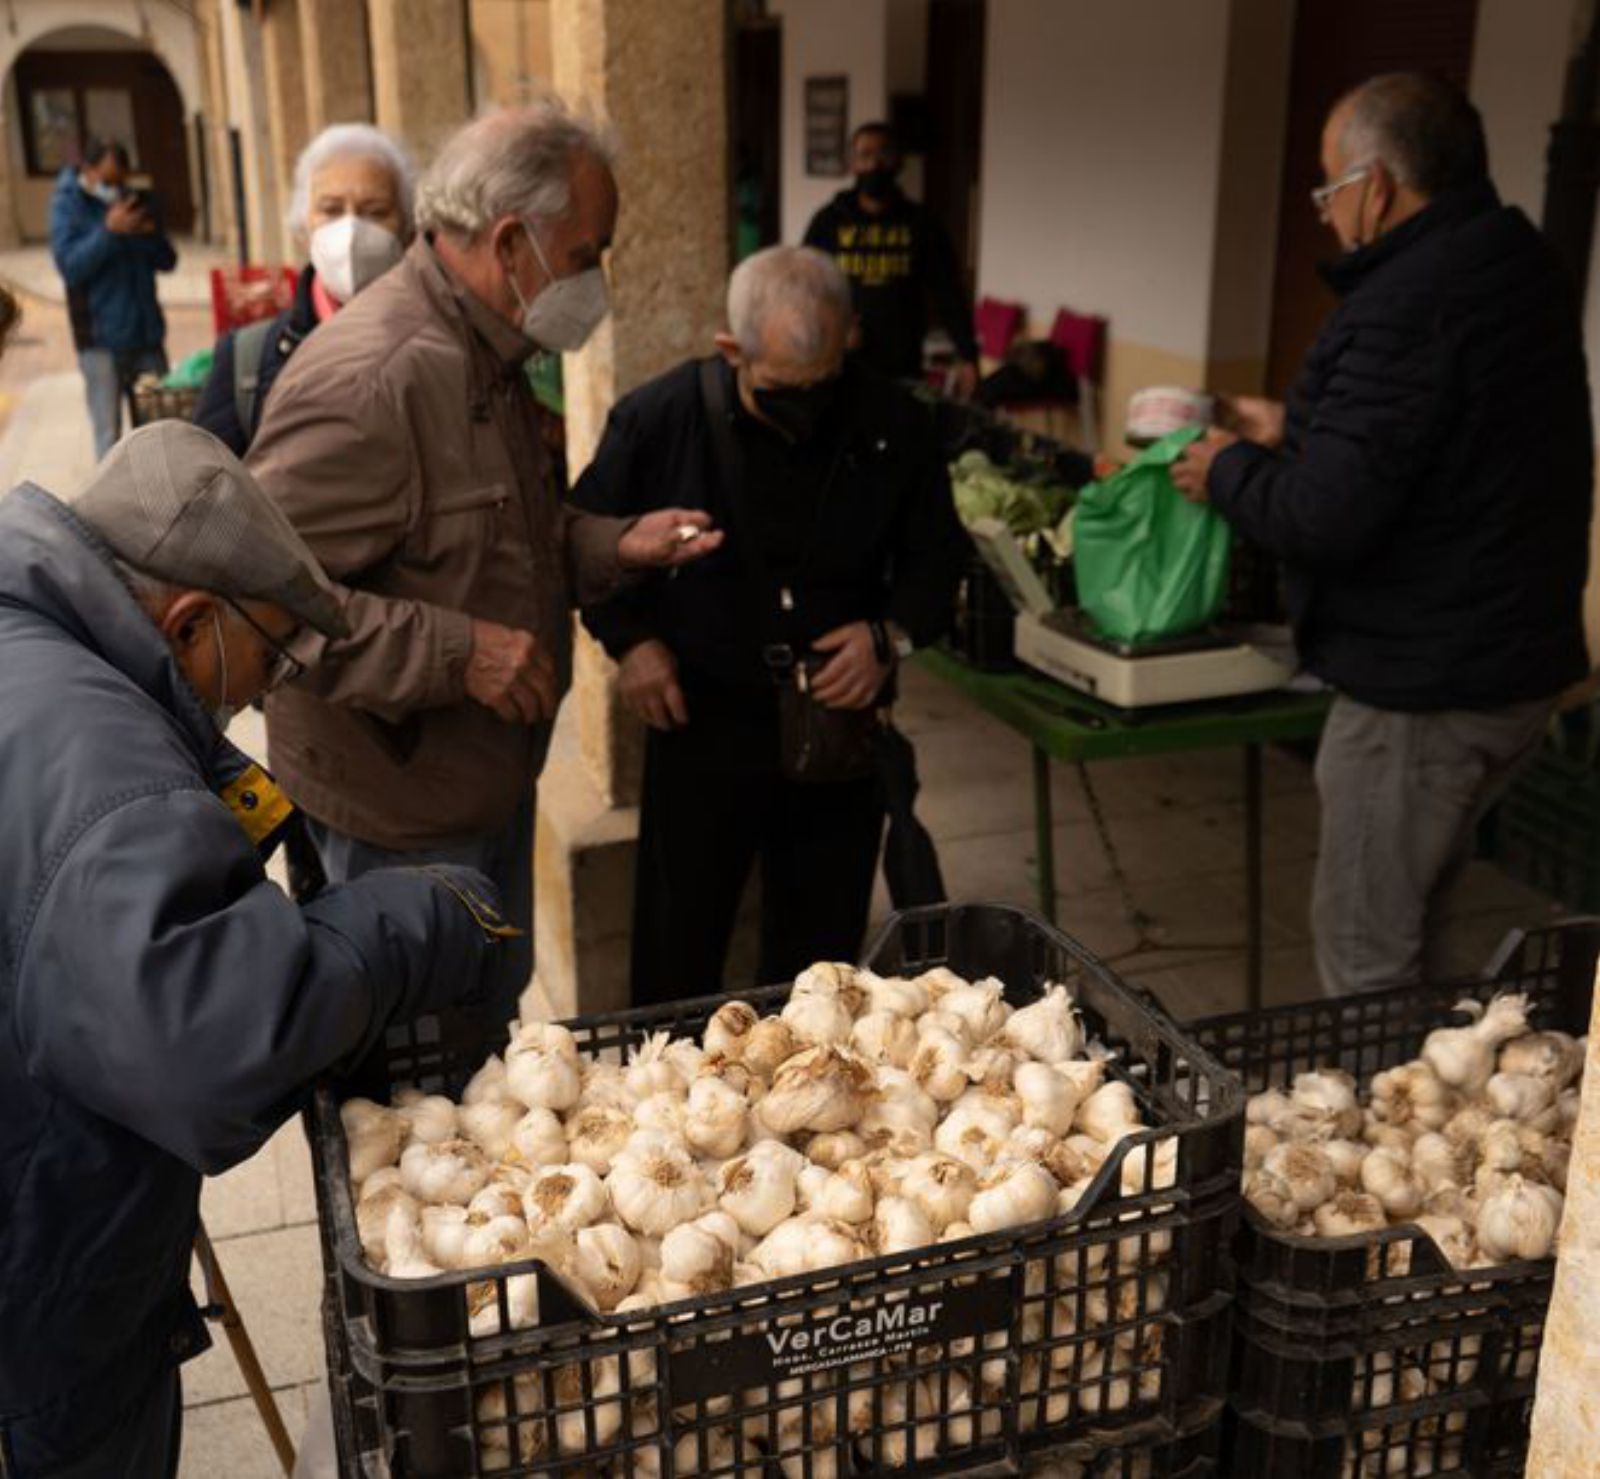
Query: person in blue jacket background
49 137 177 460
0 421 509 1477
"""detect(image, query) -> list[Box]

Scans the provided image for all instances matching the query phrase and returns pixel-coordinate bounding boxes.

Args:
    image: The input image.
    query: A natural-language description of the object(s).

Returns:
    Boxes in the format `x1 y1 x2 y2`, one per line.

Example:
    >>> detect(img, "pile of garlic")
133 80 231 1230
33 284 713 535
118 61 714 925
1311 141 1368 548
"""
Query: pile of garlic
1243 992 1584 1272
340 962 1180 1472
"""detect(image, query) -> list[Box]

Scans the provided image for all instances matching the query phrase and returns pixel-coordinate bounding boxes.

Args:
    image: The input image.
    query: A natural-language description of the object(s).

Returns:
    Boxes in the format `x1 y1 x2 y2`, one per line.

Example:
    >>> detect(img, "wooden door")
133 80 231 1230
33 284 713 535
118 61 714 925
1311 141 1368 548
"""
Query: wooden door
1266 0 1479 395
924 0 987 294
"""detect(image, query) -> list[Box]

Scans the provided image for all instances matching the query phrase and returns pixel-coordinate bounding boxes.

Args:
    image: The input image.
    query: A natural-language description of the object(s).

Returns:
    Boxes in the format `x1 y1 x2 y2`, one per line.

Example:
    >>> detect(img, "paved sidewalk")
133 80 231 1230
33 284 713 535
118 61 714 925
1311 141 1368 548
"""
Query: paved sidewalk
0 238 232 310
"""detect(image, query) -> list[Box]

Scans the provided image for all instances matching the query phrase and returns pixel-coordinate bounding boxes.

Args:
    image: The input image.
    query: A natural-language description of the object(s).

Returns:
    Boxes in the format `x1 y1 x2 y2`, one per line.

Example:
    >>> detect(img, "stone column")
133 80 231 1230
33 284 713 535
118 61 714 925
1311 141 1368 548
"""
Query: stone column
262 0 311 244
300 0 376 131
368 0 471 160
534 0 729 1015
1525 963 1600 1472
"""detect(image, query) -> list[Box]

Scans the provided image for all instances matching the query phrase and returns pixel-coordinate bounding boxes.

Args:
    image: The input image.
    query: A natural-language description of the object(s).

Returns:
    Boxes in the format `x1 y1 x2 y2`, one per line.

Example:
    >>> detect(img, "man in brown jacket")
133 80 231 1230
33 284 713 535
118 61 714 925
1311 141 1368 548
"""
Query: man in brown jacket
247 101 718 1021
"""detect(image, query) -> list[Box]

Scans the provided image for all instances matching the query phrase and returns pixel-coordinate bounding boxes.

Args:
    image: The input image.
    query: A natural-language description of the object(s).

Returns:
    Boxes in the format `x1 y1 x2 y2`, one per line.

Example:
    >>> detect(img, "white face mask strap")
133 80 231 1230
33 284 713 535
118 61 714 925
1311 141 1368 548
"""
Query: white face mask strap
211 607 230 717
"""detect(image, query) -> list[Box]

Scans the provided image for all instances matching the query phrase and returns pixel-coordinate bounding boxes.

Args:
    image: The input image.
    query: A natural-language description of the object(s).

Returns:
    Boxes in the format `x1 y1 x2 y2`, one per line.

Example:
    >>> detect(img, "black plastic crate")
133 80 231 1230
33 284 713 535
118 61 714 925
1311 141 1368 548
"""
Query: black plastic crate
1189 920 1597 1478
313 905 1243 1476
1479 743 1600 914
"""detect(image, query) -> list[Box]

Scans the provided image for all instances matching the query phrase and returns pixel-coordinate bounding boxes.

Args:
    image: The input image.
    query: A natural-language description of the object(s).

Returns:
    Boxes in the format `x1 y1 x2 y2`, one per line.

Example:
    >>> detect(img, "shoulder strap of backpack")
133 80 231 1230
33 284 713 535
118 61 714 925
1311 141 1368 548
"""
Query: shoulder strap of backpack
231 318 278 441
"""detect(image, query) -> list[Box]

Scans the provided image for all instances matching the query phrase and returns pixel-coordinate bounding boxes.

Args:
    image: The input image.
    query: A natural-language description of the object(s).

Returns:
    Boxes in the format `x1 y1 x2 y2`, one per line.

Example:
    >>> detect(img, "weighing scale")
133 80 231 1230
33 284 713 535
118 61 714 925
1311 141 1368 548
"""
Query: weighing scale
967 517 1298 709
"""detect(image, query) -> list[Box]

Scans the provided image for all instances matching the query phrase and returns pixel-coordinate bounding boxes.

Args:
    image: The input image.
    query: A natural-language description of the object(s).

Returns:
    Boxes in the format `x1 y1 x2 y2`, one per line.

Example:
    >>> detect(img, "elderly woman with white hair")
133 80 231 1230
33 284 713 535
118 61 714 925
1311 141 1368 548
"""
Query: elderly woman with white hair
243 100 719 1025
192 123 415 455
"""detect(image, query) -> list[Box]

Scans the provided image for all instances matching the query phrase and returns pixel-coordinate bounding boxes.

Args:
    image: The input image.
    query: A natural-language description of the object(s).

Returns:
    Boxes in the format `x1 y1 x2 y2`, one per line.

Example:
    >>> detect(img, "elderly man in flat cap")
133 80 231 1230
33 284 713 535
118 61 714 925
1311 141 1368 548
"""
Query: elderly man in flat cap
0 422 509 1478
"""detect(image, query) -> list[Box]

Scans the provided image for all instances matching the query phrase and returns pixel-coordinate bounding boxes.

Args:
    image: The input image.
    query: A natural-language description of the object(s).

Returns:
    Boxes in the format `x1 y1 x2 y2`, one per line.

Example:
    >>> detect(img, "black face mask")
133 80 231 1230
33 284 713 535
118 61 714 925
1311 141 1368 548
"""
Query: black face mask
856 167 899 201
753 378 840 443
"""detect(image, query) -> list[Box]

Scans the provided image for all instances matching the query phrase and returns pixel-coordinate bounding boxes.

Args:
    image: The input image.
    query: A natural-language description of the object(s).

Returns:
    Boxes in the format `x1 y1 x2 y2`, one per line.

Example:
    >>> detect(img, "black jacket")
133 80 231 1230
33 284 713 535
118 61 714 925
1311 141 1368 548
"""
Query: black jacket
573 357 966 691
192 264 319 456
805 187 979 377
1210 182 1593 711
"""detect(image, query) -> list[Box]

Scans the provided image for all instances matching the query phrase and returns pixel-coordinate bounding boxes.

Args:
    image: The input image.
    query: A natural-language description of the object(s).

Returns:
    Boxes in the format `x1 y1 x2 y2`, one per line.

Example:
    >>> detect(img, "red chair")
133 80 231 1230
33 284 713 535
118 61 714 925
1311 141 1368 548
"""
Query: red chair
1048 308 1108 452
210 265 298 335
974 296 1026 362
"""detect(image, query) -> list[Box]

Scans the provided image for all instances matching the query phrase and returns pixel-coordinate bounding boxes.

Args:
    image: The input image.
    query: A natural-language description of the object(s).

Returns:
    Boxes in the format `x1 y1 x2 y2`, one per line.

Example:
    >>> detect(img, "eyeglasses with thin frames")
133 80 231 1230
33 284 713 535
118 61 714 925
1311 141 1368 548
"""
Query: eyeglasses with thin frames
1310 162 1371 216
223 599 304 693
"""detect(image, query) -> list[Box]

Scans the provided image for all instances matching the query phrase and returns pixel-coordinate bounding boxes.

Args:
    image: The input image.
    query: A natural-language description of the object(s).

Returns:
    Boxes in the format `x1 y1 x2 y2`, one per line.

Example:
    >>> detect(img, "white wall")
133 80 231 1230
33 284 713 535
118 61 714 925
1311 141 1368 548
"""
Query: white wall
1470 0 1574 220
974 0 1232 360
770 0 887 244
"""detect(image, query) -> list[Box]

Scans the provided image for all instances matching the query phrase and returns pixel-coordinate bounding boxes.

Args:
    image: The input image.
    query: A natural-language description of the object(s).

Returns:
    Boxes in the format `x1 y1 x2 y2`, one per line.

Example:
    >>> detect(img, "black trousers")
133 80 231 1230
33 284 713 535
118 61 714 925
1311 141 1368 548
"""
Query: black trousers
631 691 886 1006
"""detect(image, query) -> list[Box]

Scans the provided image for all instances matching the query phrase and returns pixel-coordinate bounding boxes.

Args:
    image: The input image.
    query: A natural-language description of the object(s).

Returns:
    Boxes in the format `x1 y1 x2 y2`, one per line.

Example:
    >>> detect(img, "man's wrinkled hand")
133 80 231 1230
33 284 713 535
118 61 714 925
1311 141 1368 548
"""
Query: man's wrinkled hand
1172 429 1238 504
466 618 557 725
1217 394 1286 447
618 509 726 571
618 639 688 731
810 622 891 710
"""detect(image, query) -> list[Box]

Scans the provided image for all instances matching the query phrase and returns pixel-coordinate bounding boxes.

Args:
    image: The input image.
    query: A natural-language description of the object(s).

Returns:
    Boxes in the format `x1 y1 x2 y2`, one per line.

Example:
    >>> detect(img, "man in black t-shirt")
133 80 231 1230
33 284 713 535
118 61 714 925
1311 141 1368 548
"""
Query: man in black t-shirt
573 246 966 1003
804 122 979 397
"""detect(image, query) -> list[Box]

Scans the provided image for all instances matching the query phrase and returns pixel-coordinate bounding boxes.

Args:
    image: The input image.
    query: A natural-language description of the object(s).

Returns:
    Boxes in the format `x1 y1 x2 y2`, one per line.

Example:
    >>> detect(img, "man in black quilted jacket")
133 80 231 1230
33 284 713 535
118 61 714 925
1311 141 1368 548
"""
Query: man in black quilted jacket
1174 72 1593 996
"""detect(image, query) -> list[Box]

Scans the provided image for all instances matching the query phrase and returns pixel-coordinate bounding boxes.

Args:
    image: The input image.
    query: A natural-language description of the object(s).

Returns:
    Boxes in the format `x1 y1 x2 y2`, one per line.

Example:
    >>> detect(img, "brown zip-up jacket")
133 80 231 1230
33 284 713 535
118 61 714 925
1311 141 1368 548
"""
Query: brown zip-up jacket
247 238 628 849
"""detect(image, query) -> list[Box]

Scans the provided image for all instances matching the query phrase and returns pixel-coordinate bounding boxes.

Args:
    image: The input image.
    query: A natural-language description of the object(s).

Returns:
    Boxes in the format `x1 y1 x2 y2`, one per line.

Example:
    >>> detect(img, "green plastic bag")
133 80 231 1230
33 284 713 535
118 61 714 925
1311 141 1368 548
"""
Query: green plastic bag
162 346 215 391
1073 427 1231 645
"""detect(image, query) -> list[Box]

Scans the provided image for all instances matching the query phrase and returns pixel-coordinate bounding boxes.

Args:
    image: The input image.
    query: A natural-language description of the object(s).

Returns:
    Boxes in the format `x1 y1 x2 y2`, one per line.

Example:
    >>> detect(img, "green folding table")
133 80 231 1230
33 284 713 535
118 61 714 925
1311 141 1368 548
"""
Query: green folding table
917 647 1332 1011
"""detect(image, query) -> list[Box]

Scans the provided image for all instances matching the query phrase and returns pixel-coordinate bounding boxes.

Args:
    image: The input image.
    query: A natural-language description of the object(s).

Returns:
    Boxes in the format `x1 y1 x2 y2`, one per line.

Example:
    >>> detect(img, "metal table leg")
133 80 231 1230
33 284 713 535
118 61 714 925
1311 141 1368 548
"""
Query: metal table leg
1244 742 1263 1013
1033 744 1057 924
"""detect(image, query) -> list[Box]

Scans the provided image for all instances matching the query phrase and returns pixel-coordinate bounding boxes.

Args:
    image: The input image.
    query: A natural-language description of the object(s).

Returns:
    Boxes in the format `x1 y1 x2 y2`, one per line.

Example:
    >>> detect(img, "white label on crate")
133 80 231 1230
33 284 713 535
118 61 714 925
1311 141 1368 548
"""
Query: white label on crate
666 1276 1012 1404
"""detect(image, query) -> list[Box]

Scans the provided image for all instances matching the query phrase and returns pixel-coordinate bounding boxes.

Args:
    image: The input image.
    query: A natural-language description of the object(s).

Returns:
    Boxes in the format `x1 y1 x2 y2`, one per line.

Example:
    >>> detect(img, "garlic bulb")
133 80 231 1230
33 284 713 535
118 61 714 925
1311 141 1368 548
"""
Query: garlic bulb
682 1075 748 1160
1480 1119 1524 1174
1422 993 1531 1096
1415 1212 1476 1268
358 1181 417 1266
1243 1124 1278 1171
462 1055 512 1105
1004 983 1083 1063
718 1141 804 1236
938 979 1010 1045
1320 1138 1368 1186
524 1162 609 1232
871 1195 935 1256
780 991 854 1048
419 1204 474 1268
758 1046 874 1135
1075 1081 1141 1143
703 1000 759 1060
607 1142 710 1237
384 1204 443 1278
751 1215 865 1277
968 1162 1057 1233
341 1099 404 1184
576 1059 638 1114
909 1026 970 1102
935 1100 1014 1173
504 1038 581 1112
1443 1103 1495 1148
1313 1190 1386 1238
1476 1175 1563 1262
626 1031 691 1099
393 1092 458 1147
795 1160 875 1223
634 1090 688 1141
1014 1059 1103 1136
742 1018 800 1079
864 975 930 1019
399 1138 489 1206
457 1098 525 1160
803 1130 867 1170
1243 1169 1300 1230
1284 1069 1363 1140
851 1009 919 1068
505 1105 567 1166
1410 1132 1474 1194
896 1152 978 1232
462 1212 532 1269
1247 1089 1292 1128
661 1215 736 1293
1485 1071 1555 1123
1359 1147 1422 1220
1119 1137 1178 1195
1498 1030 1583 1088
1263 1143 1338 1213
563 1104 633 1174
1369 1062 1455 1133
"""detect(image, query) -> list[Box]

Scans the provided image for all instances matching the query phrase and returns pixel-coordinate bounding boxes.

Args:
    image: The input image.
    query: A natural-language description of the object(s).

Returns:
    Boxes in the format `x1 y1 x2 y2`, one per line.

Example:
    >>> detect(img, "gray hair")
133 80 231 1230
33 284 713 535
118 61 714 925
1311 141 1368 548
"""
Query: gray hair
1337 73 1488 198
112 556 180 614
416 98 618 241
727 246 853 361
285 123 417 242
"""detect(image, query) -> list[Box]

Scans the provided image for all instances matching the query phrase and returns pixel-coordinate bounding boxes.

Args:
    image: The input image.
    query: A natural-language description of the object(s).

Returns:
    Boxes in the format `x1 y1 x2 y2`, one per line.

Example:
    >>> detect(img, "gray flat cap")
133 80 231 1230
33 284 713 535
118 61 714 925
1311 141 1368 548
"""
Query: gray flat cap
72 422 348 638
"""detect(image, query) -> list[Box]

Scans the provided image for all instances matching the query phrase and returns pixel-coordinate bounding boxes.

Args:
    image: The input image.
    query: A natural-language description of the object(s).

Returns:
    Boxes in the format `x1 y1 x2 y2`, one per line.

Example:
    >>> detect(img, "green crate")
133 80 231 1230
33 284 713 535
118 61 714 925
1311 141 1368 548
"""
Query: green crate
1481 744 1600 912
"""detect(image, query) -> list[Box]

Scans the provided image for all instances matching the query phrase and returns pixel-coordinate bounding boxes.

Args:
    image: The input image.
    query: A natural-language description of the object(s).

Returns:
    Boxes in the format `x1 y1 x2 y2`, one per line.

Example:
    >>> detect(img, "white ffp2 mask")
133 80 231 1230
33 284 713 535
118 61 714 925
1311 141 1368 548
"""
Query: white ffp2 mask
510 223 609 352
309 215 403 304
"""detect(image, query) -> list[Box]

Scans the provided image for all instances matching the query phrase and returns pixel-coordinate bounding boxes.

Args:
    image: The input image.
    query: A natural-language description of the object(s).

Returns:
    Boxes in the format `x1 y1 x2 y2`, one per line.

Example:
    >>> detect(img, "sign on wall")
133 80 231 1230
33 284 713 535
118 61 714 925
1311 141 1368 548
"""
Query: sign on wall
804 75 849 176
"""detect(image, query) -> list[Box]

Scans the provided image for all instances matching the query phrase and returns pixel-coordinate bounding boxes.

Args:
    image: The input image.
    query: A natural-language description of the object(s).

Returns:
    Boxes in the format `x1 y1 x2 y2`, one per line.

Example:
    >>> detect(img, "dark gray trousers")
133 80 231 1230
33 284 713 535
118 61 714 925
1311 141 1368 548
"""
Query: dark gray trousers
1311 694 1553 996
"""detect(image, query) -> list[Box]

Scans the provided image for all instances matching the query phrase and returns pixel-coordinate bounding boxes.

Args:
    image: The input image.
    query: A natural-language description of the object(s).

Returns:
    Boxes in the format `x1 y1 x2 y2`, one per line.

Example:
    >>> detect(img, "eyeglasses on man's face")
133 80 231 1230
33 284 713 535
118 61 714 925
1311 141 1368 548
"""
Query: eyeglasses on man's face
224 599 305 693
1311 162 1372 217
